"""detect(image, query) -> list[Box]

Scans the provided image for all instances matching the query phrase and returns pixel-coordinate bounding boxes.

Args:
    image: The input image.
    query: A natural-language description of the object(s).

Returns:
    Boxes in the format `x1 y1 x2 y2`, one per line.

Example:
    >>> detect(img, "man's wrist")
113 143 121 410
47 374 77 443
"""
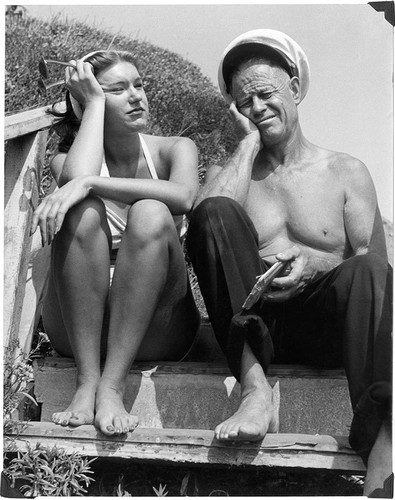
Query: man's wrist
239 133 261 152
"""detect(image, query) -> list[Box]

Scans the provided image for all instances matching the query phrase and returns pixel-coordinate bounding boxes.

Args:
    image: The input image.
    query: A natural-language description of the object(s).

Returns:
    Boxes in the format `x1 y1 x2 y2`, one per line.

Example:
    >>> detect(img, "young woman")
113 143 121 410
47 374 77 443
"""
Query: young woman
31 50 200 436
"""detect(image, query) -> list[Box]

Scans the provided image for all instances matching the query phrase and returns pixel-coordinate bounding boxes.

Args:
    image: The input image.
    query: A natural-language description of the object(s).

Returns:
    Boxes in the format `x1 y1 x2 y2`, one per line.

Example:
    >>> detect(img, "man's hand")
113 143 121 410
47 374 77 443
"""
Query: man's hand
263 246 313 302
31 176 92 247
229 101 262 148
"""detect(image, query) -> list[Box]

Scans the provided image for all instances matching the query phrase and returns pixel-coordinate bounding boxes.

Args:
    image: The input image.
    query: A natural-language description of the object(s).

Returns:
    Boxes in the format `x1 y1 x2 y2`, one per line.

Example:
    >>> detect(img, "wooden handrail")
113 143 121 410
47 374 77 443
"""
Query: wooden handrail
5 102 65 141
3 104 66 353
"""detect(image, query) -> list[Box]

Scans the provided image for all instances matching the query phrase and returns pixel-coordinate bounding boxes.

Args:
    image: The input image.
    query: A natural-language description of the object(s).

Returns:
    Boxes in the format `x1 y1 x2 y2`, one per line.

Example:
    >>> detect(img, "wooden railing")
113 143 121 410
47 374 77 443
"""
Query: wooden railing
4 105 60 353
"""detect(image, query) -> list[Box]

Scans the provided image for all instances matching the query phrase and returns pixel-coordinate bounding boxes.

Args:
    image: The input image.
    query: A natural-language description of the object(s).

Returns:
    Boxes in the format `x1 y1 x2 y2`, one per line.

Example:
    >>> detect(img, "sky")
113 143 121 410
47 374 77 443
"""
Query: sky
17 1 394 220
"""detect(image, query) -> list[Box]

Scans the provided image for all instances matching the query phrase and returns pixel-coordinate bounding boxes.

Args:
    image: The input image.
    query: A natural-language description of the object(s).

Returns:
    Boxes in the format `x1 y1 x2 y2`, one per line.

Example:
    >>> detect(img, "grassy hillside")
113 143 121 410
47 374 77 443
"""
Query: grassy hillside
5 14 236 178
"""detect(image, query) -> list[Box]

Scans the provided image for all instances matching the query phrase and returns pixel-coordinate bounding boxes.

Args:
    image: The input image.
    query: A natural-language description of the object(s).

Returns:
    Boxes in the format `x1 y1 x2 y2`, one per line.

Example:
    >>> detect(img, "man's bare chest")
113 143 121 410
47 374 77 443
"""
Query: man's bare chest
245 173 347 252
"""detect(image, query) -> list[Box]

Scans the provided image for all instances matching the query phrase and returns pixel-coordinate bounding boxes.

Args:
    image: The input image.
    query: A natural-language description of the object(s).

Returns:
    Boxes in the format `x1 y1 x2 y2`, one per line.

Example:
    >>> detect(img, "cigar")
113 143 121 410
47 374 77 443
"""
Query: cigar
242 261 287 310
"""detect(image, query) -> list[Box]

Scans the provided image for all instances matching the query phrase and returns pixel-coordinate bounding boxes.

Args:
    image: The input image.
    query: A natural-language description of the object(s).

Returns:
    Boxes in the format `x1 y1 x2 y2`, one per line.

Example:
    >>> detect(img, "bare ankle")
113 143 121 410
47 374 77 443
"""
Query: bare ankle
76 379 99 390
97 377 126 398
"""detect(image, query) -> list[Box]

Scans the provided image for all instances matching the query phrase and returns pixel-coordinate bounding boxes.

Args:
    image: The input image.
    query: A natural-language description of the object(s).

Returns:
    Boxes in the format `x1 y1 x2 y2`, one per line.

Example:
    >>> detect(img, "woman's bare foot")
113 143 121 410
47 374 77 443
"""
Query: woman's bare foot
52 381 97 427
95 381 138 436
214 383 278 441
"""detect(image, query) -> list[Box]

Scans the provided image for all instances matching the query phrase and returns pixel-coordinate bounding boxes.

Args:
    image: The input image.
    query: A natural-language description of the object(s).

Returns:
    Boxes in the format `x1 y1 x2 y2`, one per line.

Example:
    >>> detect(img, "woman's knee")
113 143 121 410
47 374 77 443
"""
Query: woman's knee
125 199 175 245
60 196 109 242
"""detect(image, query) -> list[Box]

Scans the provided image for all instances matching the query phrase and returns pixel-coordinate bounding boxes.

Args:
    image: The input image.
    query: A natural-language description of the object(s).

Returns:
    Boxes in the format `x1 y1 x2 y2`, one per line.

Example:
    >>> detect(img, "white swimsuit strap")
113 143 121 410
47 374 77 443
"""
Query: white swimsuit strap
139 134 158 180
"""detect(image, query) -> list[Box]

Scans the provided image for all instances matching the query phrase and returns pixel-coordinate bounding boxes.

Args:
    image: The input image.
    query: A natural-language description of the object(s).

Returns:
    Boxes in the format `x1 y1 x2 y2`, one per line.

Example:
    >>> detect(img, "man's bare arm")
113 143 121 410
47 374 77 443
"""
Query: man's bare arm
194 102 261 208
343 156 388 261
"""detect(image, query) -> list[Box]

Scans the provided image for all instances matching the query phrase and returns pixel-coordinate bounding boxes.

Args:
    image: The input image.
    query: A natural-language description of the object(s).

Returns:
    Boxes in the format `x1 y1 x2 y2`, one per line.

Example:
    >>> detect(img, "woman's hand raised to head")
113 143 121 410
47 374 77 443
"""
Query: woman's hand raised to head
65 59 105 109
31 175 93 246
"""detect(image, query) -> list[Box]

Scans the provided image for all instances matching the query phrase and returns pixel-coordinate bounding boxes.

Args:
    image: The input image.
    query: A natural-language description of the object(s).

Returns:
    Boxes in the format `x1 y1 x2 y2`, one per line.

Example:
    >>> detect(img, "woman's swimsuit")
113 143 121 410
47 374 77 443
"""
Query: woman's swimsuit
100 134 187 250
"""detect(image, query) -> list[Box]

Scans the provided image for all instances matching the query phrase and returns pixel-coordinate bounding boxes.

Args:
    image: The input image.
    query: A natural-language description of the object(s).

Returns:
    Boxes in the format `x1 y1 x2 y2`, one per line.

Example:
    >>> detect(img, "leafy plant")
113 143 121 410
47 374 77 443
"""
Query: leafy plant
3 340 35 421
3 336 96 497
114 473 132 497
153 483 169 497
180 471 199 496
3 338 40 452
4 443 95 497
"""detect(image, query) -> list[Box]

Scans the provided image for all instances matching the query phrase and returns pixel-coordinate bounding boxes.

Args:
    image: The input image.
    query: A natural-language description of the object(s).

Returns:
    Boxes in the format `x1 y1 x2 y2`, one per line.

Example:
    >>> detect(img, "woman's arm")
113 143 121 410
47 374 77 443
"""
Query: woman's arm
31 137 199 244
58 60 106 186
86 137 199 214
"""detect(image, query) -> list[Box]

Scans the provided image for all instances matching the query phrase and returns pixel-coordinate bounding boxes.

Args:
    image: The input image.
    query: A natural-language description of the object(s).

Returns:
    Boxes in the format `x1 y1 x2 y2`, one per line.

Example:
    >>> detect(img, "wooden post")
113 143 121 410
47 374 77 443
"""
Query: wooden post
4 129 49 352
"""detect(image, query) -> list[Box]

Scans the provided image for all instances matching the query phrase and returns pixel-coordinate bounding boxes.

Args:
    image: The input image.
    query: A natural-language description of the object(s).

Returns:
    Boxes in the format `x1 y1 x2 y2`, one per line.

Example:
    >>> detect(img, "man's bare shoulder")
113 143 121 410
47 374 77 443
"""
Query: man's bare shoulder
316 147 368 179
315 147 376 201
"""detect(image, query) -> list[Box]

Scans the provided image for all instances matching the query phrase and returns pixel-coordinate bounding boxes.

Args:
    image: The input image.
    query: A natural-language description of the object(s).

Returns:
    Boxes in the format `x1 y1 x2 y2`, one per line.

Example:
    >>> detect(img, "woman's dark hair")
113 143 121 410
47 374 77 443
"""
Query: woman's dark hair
49 50 140 153
223 43 294 95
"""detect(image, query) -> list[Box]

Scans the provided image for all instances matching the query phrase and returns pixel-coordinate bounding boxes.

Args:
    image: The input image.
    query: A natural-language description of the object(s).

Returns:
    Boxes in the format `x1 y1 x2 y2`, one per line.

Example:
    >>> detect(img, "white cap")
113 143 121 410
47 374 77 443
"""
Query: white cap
218 29 310 104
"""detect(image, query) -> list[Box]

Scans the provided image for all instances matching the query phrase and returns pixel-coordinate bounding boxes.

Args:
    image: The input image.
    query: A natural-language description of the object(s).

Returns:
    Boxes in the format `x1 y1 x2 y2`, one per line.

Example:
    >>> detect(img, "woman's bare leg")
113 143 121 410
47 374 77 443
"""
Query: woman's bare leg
42 196 111 426
95 200 199 435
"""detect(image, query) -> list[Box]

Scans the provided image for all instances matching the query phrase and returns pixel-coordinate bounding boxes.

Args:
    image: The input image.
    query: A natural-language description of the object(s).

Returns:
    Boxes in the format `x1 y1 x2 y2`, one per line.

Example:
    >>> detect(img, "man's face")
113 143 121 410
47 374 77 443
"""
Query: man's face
231 59 299 146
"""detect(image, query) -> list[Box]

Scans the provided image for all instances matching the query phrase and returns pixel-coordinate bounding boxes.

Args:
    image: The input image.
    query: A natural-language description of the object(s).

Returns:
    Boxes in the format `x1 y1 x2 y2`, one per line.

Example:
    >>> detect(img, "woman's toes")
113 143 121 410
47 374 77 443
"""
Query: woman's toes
120 417 131 434
69 412 91 426
113 417 123 434
52 412 72 426
128 416 138 430
97 417 116 435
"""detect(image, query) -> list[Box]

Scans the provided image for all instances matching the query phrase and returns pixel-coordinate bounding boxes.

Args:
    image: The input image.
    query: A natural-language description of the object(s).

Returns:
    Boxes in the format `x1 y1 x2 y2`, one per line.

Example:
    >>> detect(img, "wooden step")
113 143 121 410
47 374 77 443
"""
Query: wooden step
4 422 366 473
33 358 352 435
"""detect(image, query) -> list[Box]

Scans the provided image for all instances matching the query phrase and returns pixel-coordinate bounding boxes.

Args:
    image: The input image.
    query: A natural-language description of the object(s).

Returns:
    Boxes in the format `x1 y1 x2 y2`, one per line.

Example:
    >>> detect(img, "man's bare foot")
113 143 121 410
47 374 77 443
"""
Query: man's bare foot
95 382 138 436
52 381 96 427
215 384 278 441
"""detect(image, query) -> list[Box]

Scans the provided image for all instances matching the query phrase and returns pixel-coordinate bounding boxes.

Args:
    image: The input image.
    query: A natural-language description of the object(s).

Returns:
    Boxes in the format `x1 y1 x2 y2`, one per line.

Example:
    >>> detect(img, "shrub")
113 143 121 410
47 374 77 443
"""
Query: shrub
4 443 95 496
5 14 237 178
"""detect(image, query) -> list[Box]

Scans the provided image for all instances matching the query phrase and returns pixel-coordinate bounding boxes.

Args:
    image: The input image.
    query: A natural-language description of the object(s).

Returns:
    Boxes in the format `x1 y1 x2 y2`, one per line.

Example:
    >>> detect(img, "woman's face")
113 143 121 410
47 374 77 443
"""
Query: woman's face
97 61 149 133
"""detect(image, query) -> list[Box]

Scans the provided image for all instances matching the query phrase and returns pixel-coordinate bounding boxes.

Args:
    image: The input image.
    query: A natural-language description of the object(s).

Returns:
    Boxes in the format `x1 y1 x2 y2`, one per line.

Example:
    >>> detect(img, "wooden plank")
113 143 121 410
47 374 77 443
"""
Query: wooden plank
4 130 48 352
18 180 56 352
4 104 65 141
35 357 347 379
18 232 52 352
4 423 365 472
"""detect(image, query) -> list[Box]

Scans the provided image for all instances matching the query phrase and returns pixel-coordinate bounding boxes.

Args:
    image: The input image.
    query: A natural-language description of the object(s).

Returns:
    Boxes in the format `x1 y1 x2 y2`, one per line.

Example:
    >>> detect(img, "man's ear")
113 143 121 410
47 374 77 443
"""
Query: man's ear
289 76 301 104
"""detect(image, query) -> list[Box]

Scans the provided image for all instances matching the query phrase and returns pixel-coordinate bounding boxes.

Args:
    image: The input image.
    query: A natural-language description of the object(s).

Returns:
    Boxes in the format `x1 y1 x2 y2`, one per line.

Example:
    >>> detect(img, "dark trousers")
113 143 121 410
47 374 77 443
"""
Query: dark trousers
186 196 392 464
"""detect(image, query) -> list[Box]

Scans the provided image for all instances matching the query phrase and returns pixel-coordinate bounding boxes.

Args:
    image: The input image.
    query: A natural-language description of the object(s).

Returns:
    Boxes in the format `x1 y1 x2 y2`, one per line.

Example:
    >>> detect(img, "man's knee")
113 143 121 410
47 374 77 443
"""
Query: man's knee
190 196 242 227
61 196 108 242
187 197 241 255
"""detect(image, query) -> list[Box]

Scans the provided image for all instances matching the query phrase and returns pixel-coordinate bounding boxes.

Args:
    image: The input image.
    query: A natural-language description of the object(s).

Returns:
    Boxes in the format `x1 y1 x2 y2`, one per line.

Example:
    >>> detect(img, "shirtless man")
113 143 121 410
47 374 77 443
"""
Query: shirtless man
186 29 392 496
